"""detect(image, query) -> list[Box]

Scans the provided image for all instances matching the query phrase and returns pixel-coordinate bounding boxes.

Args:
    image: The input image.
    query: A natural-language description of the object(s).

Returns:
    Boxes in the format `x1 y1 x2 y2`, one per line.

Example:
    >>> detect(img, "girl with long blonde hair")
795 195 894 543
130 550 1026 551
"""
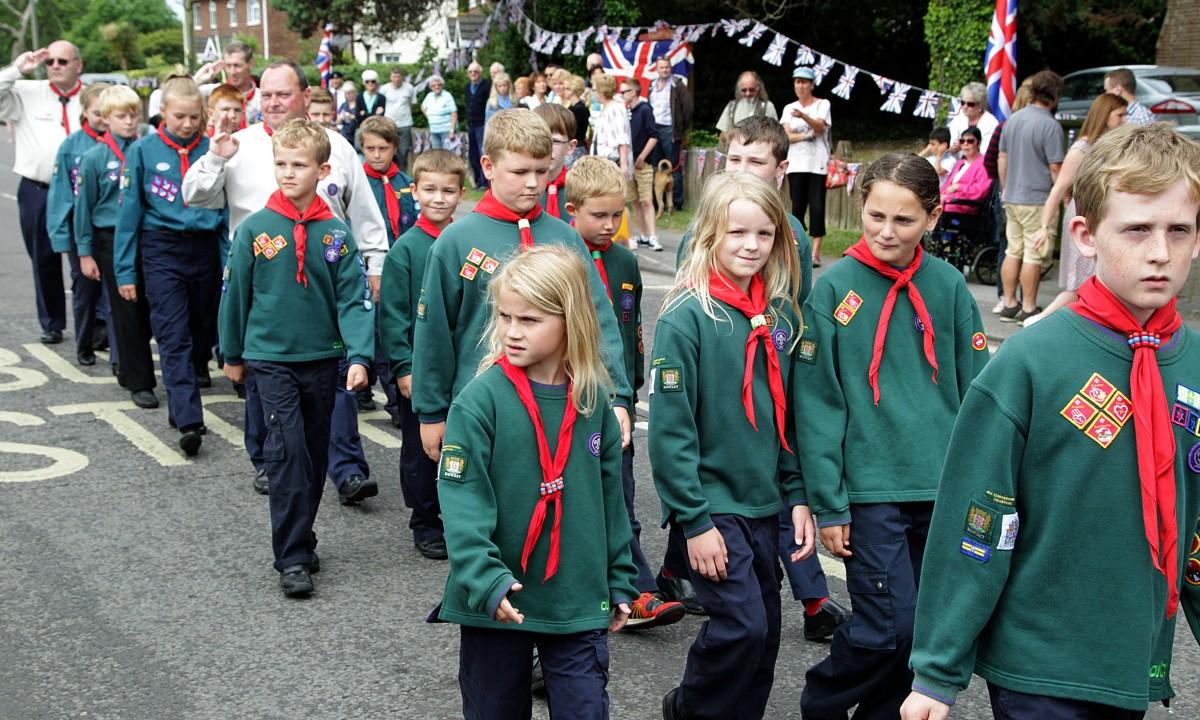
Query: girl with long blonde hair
437 245 637 720
651 171 814 720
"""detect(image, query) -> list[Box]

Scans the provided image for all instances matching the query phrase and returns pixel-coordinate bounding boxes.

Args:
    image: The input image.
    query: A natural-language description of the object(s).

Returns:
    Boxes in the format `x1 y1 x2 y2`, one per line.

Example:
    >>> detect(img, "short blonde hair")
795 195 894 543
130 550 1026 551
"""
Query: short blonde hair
412 148 468 187
358 115 399 147
563 75 585 98
566 156 624 207
160 75 206 126
483 108 552 161
80 82 110 116
271 118 331 164
591 73 617 100
99 85 141 117
1074 123 1200 228
480 245 612 415
669 172 802 337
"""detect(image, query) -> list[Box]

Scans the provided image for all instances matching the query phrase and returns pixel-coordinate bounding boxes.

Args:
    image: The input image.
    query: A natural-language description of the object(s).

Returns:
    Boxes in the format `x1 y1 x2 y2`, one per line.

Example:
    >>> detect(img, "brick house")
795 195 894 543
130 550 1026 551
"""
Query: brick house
1157 0 1200 68
191 0 306 62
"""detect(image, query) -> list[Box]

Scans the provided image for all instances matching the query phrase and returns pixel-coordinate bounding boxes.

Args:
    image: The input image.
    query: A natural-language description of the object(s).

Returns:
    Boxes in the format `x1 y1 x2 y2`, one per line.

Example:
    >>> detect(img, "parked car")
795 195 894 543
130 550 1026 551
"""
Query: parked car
1059 65 1200 139
80 72 130 86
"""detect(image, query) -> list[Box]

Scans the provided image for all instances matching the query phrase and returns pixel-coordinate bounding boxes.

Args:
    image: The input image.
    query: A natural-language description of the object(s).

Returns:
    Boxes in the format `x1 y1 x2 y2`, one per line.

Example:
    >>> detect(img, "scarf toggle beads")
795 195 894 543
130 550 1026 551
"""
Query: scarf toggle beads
1128 332 1163 351
539 477 565 497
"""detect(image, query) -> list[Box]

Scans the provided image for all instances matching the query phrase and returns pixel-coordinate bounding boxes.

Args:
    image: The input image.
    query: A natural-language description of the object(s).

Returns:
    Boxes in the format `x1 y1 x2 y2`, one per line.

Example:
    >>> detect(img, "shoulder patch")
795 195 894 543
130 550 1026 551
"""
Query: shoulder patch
964 501 996 544
440 450 467 482
657 366 682 393
797 337 818 364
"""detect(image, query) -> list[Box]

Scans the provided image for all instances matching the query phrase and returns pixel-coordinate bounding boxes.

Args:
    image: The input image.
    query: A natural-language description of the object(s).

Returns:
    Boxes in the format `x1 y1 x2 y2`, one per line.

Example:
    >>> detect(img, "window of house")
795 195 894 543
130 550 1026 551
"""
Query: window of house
228 0 238 26
193 3 201 29
247 0 261 25
209 1 217 29
377 53 402 63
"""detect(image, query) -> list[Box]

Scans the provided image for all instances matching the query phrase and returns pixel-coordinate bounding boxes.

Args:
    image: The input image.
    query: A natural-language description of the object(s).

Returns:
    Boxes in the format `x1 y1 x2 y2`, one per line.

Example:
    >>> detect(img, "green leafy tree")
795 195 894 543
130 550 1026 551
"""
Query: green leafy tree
270 0 448 38
138 27 183 67
66 0 179 72
0 0 86 60
100 20 140 70
924 0 992 98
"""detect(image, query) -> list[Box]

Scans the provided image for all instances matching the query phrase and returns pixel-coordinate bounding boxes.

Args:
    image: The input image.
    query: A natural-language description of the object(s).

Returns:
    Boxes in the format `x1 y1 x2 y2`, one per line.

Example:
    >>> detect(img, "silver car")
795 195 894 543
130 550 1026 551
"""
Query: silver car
1059 65 1200 139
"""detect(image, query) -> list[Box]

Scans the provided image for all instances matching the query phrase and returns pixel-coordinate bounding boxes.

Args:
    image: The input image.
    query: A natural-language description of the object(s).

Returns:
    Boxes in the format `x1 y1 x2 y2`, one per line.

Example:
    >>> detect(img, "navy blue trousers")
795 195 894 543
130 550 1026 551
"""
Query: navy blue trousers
988 683 1145 720
93 229 155 392
801 502 932 720
459 626 609 720
247 358 338 571
244 357 368 488
66 248 104 357
397 392 440 542
468 124 486 188
18 178 65 333
670 514 781 720
621 441 656 593
367 327 399 422
142 230 220 430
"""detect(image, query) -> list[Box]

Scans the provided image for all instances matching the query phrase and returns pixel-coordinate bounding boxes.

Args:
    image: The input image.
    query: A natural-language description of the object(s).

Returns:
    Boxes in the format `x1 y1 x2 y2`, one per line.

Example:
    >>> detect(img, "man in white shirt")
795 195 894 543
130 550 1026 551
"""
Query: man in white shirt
648 56 692 211
0 41 84 344
715 71 778 147
185 60 388 501
379 66 415 172
195 42 261 126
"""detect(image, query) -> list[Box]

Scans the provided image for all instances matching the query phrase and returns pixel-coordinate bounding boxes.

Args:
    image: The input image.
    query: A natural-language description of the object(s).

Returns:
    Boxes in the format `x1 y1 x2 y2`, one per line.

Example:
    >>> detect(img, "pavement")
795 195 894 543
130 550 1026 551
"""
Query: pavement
0 149 1194 720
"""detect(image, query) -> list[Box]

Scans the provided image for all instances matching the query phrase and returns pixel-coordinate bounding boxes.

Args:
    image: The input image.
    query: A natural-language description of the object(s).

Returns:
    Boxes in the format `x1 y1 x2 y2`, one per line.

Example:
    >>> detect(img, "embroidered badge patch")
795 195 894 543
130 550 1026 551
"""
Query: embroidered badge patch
466 247 487 265
972 332 987 351
1081 373 1116 407
326 182 339 196
588 432 602 457
480 257 499 274
797 338 818 364
771 327 789 351
997 513 1019 551
149 175 179 203
964 502 996 543
960 537 990 562
253 233 287 259
1191 531 1199 556
621 293 635 311
1062 373 1127 448
843 290 863 311
460 263 478 280
1105 391 1132 426
659 367 682 392
621 282 635 291
1172 385 1200 436
1060 395 1099 430
1188 558 1200 586
1188 443 1200 473
440 449 467 481
1085 414 1120 448
834 303 855 326
913 314 926 333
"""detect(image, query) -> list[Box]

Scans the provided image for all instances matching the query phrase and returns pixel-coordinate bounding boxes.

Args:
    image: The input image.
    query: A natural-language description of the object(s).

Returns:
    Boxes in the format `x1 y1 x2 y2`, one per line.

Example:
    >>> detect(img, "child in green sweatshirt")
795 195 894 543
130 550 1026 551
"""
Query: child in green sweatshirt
902 124 1200 720
652 172 813 720
797 153 989 720
436 245 636 719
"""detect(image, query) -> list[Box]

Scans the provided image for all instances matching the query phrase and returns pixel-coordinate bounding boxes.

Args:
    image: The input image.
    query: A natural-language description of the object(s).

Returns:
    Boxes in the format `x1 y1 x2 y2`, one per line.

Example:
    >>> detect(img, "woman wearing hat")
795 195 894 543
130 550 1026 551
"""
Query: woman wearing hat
355 69 387 133
783 66 832 267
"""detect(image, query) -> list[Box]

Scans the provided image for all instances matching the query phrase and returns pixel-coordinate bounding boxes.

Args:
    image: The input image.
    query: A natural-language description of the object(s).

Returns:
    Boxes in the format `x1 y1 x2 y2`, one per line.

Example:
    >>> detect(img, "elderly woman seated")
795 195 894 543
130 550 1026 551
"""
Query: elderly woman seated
940 126 992 214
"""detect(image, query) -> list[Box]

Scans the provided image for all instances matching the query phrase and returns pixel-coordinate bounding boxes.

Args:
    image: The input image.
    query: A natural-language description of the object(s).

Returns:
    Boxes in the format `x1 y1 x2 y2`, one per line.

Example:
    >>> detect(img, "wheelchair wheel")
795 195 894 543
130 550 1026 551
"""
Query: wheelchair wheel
973 246 998 286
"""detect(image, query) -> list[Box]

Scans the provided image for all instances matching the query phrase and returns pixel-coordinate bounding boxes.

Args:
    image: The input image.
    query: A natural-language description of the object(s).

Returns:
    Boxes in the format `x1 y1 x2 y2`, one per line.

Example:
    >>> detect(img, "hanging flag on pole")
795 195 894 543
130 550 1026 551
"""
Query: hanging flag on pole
315 23 334 89
984 0 1017 121
600 35 692 95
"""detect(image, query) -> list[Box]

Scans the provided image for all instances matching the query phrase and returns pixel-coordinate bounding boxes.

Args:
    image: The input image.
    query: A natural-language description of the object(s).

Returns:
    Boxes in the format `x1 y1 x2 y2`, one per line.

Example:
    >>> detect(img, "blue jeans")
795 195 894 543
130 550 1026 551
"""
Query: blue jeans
429 131 448 149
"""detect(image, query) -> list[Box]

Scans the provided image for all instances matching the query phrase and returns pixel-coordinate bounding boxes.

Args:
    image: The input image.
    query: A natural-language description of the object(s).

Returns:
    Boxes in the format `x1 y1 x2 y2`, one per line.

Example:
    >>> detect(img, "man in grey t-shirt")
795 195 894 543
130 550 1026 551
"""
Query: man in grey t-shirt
379 66 416 172
997 70 1065 323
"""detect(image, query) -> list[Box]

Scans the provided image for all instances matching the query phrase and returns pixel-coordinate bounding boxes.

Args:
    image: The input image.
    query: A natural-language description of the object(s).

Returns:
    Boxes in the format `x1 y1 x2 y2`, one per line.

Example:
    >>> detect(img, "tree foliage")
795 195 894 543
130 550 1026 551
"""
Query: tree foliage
924 0 992 97
1019 0 1166 76
0 0 86 60
270 0 448 39
66 0 179 72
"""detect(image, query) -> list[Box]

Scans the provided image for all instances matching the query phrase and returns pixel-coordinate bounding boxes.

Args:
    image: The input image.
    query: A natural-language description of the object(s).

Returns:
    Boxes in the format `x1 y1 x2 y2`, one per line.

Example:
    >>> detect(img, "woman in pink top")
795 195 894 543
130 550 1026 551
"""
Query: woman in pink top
940 127 992 214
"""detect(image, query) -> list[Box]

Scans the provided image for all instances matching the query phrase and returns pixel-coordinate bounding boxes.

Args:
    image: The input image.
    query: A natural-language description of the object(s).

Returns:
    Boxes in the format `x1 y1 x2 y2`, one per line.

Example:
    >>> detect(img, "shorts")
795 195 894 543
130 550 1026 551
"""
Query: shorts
627 163 653 203
1004 203 1055 266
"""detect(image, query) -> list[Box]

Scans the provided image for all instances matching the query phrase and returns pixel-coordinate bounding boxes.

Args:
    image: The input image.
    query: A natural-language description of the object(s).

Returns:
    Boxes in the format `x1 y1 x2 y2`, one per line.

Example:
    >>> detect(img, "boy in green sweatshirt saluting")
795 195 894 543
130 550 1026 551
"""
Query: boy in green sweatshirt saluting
219 119 374 598
901 125 1200 719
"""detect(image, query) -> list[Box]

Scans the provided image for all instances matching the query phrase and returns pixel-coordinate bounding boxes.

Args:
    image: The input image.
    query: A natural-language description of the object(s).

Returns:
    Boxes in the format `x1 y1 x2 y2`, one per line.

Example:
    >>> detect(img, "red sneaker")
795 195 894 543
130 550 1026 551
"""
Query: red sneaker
624 592 686 630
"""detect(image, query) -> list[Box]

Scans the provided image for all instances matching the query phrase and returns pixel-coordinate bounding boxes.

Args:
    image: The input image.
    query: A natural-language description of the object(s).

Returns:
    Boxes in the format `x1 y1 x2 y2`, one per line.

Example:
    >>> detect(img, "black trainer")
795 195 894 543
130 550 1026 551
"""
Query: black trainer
39 329 63 344
662 687 681 720
338 474 378 505
803 598 851 641
179 429 203 457
131 390 160 409
656 570 705 615
416 536 448 560
280 565 313 597
252 468 269 495
77 351 96 366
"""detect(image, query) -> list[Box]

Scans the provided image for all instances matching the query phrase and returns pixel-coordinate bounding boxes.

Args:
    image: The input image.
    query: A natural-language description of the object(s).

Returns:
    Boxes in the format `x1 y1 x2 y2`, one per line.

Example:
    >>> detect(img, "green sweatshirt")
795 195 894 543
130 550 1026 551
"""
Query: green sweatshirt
379 221 437 378
910 310 1200 711
593 241 645 397
794 254 989 525
437 365 639 633
218 208 376 367
411 211 632 422
73 134 133 257
648 293 806 536
676 213 813 304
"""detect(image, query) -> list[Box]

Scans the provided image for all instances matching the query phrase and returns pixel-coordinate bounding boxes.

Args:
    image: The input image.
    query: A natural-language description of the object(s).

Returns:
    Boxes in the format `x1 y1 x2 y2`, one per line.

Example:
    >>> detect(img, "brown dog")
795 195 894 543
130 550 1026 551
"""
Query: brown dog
654 158 674 218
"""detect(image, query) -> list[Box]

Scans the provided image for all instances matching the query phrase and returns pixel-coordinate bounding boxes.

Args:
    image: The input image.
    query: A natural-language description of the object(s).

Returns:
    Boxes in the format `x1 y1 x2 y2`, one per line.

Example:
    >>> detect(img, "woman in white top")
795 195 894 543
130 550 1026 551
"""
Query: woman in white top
782 66 832 266
1022 92 1128 327
520 72 548 110
589 73 632 245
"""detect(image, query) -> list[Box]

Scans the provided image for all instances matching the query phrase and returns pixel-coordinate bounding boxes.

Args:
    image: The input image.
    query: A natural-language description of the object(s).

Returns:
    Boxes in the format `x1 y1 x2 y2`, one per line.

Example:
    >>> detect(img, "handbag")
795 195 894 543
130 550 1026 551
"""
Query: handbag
826 158 849 189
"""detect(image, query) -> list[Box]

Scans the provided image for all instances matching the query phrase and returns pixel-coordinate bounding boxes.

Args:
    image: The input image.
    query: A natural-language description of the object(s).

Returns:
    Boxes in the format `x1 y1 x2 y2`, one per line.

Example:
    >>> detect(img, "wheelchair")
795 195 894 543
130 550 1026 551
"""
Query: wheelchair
926 193 998 286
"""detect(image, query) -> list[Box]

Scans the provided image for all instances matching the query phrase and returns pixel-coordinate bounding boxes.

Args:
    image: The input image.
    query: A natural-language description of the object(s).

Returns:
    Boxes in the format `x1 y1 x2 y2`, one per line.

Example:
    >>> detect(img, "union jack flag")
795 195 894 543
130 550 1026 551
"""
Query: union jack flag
985 0 1017 120
315 23 333 89
600 38 692 96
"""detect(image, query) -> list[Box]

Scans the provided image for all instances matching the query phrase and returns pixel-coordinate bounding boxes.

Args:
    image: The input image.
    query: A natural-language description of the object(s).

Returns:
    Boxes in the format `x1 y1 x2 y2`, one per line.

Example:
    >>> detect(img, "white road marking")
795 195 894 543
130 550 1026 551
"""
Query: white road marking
23 342 114 385
0 347 48 391
818 553 846 580
192 394 247 450
358 409 402 449
48 400 189 467
1 192 16 201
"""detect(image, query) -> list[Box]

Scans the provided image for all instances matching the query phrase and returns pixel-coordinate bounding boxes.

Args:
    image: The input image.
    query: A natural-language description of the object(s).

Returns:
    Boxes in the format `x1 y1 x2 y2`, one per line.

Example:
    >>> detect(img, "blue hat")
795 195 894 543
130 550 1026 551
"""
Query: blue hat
793 67 815 81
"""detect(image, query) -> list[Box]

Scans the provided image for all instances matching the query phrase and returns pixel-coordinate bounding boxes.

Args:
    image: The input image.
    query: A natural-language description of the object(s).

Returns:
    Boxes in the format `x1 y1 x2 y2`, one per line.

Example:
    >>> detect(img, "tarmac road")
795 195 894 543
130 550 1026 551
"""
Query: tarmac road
0 139 1194 719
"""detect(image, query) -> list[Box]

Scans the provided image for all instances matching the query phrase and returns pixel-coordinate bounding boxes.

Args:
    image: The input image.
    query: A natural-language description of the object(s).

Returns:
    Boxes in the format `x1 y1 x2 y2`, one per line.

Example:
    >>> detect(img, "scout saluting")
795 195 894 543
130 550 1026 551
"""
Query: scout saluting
435 245 637 720
652 172 813 720
115 76 225 456
795 153 989 720
902 124 1200 720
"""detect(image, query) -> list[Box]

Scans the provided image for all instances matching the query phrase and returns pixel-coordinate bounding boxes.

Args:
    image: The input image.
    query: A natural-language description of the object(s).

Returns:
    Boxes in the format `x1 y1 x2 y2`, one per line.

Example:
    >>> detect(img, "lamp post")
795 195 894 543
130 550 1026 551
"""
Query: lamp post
182 0 195 70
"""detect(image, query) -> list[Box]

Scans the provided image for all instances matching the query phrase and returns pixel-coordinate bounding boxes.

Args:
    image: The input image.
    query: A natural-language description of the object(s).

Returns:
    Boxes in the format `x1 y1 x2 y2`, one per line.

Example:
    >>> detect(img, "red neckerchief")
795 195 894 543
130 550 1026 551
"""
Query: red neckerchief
544 167 567 218
414 214 446 238
584 238 611 298
1070 276 1182 618
707 272 792 453
262 123 274 137
498 355 577 582
844 238 938 405
363 161 402 238
81 121 102 143
240 81 257 129
264 191 335 287
99 131 126 176
50 80 81 135
475 189 542 251
158 130 202 181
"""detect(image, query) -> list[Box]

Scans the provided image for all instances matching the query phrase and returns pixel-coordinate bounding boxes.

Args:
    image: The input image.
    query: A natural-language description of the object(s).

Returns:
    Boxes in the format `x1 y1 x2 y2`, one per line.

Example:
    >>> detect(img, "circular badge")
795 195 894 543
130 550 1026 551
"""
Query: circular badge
771 327 789 351
1188 557 1200 586
106 160 119 170
1191 532 1200 556
1188 442 1200 474
324 246 340 263
326 182 340 196
155 162 171 172
913 314 925 333
588 432 602 457
363 299 373 311
620 293 635 311
972 332 987 351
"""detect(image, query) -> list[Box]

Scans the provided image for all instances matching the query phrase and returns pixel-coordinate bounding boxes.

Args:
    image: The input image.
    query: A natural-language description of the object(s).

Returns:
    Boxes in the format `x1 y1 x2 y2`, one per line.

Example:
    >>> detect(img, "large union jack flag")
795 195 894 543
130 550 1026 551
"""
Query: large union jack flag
984 0 1017 121
600 37 692 96
315 23 333 89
